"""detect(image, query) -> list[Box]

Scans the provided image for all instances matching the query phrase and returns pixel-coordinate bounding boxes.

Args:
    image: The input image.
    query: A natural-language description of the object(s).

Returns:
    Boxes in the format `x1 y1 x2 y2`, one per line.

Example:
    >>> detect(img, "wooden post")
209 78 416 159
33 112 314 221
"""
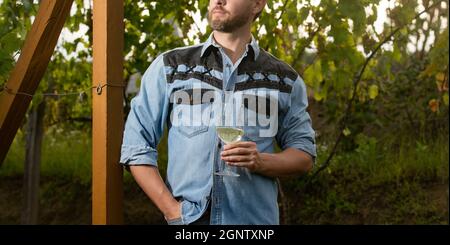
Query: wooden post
92 0 124 224
0 0 73 165
21 101 45 225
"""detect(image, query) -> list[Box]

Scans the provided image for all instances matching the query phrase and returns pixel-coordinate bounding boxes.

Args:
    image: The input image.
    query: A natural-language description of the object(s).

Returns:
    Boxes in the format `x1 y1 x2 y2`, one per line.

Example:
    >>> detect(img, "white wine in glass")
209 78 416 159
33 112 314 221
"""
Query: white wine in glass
215 126 244 177
216 126 244 144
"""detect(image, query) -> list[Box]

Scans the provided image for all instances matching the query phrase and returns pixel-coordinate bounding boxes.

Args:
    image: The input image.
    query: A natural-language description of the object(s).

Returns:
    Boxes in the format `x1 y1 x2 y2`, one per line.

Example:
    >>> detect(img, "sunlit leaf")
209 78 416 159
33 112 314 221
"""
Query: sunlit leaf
436 72 445 82
443 93 449 107
428 99 439 113
343 127 351 137
368 84 379 100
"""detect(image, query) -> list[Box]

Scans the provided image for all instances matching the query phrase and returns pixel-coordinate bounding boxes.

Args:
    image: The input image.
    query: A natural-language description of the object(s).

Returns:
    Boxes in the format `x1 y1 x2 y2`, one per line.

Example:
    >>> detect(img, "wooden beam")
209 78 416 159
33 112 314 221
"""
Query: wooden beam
0 0 73 165
92 0 124 224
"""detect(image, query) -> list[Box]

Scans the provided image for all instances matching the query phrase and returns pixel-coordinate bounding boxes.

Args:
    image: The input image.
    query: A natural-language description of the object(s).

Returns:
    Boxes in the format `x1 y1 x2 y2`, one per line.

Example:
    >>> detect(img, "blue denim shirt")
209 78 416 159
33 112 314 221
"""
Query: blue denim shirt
120 33 316 225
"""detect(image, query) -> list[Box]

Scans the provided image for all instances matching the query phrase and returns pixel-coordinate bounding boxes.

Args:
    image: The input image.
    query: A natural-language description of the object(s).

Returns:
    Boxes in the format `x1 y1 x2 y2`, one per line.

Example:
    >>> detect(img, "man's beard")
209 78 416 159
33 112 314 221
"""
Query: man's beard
207 10 251 33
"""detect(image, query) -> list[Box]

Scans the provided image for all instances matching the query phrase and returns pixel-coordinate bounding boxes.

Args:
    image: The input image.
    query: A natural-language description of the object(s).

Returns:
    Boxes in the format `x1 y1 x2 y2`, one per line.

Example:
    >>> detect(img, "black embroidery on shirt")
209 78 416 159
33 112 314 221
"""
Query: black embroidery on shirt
234 49 298 93
164 45 223 89
162 44 299 94
235 75 292 93
164 45 223 71
170 72 222 90
238 49 298 81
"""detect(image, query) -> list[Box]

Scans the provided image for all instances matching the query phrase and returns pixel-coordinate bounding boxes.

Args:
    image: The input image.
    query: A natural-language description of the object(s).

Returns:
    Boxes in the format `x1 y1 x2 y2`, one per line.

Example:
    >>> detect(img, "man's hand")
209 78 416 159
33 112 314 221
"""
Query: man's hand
130 165 183 221
221 142 314 177
220 141 265 172
164 200 182 221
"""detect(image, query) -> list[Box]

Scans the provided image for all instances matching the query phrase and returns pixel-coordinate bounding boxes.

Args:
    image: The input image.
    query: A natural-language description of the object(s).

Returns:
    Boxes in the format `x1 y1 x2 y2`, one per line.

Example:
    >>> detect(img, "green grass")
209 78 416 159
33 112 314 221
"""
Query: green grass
1 128 92 185
1 126 166 185
332 133 449 185
284 132 449 224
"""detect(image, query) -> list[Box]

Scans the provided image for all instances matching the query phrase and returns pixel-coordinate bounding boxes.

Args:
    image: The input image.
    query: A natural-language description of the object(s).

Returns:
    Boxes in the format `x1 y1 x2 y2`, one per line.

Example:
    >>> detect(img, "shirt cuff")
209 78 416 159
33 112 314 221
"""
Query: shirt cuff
119 145 158 167
282 141 317 165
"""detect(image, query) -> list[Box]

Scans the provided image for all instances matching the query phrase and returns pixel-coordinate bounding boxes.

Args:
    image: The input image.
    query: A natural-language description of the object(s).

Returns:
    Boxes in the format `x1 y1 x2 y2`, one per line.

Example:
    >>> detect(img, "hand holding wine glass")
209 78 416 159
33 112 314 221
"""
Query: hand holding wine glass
215 126 244 177
220 140 264 173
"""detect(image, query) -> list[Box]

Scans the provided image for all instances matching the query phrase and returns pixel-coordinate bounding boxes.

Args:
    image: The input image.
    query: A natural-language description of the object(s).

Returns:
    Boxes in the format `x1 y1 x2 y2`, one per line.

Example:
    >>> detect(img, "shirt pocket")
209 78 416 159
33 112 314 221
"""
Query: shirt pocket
171 88 214 138
176 103 211 137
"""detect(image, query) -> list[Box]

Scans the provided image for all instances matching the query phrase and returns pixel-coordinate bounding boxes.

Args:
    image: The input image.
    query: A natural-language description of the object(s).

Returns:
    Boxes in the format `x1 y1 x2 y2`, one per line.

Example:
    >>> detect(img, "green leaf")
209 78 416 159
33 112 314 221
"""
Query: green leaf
337 0 366 35
313 91 324 101
298 7 310 23
443 93 449 107
0 31 21 54
286 7 297 21
23 0 33 13
368 84 379 100
303 60 323 88
343 127 351 137
367 5 378 25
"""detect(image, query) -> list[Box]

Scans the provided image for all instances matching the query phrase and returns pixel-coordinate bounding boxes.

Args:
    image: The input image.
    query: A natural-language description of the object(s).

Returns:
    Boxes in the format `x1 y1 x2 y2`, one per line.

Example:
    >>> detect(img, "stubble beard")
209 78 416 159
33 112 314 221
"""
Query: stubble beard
207 10 251 33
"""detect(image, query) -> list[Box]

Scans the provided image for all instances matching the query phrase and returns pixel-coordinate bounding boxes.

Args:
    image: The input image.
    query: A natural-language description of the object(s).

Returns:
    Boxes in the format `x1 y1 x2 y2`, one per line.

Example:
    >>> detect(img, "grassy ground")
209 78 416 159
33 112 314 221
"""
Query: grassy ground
283 133 449 224
0 129 448 224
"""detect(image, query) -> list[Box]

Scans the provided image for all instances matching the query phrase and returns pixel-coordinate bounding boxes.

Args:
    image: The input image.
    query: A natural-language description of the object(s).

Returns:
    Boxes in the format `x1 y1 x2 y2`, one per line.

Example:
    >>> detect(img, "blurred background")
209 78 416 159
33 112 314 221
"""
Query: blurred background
0 0 448 224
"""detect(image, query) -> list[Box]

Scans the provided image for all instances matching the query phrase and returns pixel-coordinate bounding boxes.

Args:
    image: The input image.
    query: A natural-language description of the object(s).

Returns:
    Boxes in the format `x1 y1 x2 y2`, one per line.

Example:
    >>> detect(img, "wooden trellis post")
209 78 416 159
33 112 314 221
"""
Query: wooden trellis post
0 0 125 225
0 0 73 164
92 0 124 224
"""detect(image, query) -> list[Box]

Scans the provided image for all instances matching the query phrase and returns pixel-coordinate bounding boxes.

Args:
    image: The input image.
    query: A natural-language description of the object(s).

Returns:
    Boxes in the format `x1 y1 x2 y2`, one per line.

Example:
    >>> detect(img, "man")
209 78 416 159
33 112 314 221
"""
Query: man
120 0 316 225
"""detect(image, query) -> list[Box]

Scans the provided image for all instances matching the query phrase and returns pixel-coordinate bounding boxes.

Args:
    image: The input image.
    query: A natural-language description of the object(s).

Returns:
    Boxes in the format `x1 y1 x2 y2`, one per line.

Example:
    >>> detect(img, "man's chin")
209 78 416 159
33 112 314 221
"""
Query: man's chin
211 17 227 24
210 21 227 31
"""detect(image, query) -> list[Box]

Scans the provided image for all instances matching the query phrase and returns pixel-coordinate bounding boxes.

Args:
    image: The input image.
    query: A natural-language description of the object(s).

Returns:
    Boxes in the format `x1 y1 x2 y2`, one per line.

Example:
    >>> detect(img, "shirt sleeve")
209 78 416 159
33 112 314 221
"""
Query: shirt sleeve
276 75 317 163
119 54 169 167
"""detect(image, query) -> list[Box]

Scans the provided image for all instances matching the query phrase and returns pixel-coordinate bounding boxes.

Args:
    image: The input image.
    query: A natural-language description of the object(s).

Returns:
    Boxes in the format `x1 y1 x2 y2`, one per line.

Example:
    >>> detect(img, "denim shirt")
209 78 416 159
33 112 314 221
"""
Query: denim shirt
120 33 316 225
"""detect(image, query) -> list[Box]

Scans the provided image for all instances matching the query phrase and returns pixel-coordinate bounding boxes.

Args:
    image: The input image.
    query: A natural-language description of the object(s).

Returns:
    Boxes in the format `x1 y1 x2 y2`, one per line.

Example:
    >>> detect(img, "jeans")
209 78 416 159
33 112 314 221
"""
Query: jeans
189 203 211 225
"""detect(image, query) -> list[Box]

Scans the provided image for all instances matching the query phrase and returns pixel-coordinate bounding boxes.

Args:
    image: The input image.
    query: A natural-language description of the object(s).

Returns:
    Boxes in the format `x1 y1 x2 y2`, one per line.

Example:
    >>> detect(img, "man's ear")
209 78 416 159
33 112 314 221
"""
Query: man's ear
254 0 267 14
252 0 266 20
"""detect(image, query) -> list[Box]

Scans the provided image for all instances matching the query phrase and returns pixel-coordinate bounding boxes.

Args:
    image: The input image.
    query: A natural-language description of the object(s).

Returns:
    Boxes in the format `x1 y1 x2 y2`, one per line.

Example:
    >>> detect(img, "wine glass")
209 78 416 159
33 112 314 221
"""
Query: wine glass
214 126 244 177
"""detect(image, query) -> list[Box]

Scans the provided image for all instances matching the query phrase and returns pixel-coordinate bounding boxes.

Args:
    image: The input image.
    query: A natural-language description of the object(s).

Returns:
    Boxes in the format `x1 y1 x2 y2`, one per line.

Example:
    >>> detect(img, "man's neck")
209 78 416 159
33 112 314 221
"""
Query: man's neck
212 27 252 65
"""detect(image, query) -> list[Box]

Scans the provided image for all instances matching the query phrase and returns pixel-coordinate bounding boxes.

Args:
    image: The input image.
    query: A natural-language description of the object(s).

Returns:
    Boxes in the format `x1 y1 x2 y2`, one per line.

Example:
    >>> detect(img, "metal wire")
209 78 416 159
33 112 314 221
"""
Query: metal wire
0 82 125 98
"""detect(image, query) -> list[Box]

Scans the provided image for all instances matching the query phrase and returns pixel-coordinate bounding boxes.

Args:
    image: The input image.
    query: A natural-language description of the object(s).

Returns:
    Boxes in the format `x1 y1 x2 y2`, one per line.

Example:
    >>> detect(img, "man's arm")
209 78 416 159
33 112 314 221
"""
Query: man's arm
221 141 313 177
129 165 181 220
119 54 181 221
221 74 316 178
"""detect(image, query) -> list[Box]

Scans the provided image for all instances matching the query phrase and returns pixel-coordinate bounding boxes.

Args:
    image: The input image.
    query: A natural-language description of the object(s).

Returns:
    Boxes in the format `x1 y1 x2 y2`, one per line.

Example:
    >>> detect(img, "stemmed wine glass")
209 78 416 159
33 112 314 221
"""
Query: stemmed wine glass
214 126 244 177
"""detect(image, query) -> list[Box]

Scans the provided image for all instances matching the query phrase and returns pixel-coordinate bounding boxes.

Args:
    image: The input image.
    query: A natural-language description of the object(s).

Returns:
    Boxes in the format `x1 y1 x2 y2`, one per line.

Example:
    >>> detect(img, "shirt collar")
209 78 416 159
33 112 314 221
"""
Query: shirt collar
200 32 260 61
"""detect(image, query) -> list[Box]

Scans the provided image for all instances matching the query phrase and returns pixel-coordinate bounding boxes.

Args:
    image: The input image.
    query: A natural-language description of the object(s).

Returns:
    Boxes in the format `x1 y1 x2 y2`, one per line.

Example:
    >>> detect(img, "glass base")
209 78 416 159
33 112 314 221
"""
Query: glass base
214 170 240 177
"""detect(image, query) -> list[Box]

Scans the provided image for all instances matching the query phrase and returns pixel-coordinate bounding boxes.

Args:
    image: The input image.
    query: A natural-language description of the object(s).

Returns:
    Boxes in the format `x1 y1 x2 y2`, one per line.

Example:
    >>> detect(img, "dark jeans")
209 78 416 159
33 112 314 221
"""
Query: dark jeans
189 203 211 225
